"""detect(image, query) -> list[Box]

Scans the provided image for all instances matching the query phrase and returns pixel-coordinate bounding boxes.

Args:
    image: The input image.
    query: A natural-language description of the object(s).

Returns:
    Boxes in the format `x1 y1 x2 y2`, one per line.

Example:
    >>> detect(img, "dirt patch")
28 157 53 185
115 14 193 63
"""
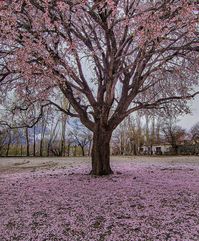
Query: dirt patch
0 160 58 175
0 156 199 176
13 160 30 166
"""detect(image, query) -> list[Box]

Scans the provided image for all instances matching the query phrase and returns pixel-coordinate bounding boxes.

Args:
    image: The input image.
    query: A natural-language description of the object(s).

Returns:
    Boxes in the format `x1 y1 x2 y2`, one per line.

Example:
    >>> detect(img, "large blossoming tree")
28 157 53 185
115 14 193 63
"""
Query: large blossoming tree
0 0 198 175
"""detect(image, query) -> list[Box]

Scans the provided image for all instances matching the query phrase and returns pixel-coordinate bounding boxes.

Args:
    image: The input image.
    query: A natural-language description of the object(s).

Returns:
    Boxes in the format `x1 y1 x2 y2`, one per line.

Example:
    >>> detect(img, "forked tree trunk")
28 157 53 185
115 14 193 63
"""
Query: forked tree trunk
91 128 113 176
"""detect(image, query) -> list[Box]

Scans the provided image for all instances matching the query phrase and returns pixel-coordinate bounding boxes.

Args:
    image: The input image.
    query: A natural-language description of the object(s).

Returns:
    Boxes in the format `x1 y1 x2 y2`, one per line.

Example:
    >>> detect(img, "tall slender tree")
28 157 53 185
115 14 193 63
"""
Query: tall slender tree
0 0 198 175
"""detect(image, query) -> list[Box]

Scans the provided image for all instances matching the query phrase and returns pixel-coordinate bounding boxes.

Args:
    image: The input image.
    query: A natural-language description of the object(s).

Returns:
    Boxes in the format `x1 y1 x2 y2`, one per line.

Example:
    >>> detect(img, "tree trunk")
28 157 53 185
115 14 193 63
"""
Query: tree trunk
25 127 30 157
6 140 11 157
47 142 50 157
33 126 36 157
6 131 11 157
133 143 137 156
80 146 85 156
60 139 65 157
21 144 23 156
91 129 113 176
40 139 43 157
61 118 66 157
172 144 178 155
73 145 77 157
67 144 70 157
88 140 92 156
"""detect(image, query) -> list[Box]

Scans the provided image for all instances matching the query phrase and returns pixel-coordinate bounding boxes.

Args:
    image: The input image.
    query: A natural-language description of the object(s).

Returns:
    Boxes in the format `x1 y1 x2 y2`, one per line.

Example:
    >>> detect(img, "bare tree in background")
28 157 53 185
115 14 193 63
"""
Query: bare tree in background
161 117 186 154
0 128 9 156
70 121 92 156
190 122 199 144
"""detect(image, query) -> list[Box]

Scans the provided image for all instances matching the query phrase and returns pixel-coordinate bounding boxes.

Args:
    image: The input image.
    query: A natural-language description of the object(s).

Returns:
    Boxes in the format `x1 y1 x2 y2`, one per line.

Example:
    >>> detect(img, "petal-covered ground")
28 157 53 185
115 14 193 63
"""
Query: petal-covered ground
0 156 199 241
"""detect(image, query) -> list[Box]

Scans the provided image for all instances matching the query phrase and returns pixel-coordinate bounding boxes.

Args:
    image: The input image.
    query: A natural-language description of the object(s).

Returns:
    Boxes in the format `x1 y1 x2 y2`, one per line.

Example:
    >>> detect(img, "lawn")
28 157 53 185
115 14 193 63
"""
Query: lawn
0 156 199 241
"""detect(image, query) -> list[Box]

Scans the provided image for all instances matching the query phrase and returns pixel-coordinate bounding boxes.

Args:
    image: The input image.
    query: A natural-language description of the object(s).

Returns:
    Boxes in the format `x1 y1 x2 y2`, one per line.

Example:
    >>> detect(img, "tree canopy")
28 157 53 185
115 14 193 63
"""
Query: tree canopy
0 0 198 174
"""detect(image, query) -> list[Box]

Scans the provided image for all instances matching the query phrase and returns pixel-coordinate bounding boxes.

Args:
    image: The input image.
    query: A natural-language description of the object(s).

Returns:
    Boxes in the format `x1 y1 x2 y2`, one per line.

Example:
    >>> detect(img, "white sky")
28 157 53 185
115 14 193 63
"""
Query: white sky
178 94 199 130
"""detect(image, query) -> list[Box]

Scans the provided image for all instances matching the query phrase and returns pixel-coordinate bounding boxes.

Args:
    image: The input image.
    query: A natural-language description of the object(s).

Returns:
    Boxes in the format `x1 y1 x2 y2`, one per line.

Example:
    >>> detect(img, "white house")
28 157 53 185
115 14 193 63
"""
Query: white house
140 144 172 155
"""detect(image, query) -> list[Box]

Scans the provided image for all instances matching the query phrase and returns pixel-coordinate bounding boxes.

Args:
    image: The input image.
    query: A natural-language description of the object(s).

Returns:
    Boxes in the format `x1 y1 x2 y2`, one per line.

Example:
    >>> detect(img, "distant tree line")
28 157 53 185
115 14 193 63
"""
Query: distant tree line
112 111 199 156
0 104 92 157
1 106 199 157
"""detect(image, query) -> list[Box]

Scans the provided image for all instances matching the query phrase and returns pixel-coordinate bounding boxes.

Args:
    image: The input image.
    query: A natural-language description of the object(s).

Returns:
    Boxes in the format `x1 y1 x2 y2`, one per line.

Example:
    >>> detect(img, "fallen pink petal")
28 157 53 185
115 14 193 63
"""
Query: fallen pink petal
0 157 199 241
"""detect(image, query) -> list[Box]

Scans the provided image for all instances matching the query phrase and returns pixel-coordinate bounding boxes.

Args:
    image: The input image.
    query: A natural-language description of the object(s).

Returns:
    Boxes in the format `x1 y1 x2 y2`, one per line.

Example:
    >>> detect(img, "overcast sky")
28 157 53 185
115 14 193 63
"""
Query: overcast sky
179 94 199 130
